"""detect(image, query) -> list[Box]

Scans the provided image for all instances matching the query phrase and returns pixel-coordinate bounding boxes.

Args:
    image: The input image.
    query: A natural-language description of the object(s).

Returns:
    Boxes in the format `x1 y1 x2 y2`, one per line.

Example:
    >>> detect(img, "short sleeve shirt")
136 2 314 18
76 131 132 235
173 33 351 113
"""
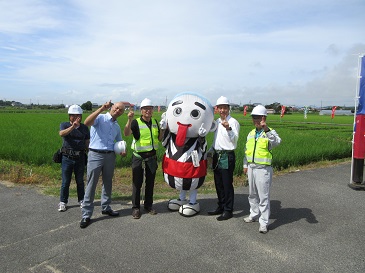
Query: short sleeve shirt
89 112 122 150
60 122 90 151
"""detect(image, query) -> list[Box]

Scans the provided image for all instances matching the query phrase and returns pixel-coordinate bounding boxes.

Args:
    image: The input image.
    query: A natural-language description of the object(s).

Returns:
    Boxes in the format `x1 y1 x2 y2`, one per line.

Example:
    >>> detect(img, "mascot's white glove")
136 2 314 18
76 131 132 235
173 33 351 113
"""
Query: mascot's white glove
160 112 167 130
198 123 207 137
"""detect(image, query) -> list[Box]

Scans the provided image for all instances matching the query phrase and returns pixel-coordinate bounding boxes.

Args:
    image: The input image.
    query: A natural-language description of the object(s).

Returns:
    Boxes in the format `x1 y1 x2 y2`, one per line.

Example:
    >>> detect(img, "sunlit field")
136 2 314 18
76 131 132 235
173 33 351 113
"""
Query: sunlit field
0 109 353 171
0 108 353 199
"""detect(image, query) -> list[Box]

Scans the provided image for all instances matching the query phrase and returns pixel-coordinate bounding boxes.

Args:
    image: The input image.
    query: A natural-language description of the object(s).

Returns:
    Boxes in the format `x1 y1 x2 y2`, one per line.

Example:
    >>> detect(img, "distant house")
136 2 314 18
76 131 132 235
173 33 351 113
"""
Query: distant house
120 101 135 110
229 103 240 109
92 103 99 108
11 101 23 107
266 109 275 114
319 110 353 116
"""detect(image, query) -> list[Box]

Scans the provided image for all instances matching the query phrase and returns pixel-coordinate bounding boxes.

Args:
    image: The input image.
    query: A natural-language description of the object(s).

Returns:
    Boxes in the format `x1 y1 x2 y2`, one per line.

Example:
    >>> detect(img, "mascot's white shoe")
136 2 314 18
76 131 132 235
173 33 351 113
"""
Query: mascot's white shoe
179 203 200 217
168 199 188 211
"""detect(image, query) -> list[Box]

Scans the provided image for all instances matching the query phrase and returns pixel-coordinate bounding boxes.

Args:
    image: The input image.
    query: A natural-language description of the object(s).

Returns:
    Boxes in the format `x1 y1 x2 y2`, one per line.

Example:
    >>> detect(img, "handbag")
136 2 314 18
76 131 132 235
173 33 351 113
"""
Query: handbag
53 149 62 163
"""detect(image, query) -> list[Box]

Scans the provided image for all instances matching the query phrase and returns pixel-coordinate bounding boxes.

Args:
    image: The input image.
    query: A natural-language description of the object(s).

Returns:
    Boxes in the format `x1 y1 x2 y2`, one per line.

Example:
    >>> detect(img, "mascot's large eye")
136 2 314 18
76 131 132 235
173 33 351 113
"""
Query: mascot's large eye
173 107 182 116
190 109 201 119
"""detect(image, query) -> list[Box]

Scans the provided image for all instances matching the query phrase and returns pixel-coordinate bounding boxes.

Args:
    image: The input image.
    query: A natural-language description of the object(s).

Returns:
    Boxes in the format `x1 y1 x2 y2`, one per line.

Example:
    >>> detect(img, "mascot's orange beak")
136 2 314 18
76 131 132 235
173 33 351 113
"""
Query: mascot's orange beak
176 122 192 147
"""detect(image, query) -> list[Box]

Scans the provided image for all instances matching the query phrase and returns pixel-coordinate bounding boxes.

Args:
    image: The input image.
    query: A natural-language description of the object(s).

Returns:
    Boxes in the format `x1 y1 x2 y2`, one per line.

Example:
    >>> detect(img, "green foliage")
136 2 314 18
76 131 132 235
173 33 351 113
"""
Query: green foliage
81 101 92 111
0 110 354 175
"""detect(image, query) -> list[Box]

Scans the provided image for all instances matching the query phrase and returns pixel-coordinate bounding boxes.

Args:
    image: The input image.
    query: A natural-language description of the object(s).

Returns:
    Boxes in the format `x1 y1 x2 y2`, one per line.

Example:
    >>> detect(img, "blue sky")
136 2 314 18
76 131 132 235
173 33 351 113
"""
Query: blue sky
1 0 364 107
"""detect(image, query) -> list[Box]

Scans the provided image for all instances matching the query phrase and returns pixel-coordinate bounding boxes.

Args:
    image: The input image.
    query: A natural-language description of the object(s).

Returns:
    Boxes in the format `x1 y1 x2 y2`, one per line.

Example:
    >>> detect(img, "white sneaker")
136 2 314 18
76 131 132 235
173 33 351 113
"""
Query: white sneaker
259 225 268 234
243 216 256 223
58 202 67 212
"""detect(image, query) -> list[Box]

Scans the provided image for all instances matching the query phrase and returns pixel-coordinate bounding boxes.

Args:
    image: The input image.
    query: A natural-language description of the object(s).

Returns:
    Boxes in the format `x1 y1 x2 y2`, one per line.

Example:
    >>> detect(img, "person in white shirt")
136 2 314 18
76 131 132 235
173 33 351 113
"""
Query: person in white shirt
207 96 240 221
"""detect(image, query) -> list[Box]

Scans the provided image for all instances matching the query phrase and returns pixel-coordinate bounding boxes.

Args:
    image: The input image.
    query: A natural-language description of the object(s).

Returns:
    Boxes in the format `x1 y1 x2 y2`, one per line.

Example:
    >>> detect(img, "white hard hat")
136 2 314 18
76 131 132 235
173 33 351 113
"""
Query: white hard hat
140 98 153 108
216 96 230 106
114 141 126 154
68 104 83 114
251 105 267 116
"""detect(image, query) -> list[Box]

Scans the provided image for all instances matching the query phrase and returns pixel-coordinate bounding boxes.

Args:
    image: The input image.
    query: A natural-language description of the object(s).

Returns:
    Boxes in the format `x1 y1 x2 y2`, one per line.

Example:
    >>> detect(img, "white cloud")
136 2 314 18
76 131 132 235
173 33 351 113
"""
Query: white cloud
0 0 364 106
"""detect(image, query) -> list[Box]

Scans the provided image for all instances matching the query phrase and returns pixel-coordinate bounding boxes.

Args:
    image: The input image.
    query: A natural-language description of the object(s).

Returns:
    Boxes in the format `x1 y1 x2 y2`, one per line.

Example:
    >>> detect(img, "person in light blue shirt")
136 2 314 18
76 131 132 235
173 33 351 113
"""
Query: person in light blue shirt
80 101 126 229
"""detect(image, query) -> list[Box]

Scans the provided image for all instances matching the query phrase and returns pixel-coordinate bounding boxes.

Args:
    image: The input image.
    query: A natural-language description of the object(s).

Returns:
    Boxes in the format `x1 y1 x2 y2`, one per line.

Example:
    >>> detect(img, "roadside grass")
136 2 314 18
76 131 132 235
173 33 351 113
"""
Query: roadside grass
0 157 351 201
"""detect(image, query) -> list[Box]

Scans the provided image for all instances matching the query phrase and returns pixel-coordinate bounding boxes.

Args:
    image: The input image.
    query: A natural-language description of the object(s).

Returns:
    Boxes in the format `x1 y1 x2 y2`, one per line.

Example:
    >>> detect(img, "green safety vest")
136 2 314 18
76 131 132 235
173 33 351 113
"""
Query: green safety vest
245 129 272 165
132 118 159 152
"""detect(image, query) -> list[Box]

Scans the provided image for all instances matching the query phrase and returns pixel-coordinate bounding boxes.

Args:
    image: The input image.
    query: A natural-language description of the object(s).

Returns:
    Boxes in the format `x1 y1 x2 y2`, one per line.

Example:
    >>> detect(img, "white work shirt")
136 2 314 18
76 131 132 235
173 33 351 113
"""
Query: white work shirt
212 115 240 151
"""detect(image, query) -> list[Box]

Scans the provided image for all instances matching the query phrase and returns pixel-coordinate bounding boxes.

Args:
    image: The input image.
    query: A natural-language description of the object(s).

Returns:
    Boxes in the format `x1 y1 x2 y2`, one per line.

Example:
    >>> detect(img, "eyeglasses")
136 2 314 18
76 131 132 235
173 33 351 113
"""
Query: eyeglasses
142 107 153 111
252 115 262 120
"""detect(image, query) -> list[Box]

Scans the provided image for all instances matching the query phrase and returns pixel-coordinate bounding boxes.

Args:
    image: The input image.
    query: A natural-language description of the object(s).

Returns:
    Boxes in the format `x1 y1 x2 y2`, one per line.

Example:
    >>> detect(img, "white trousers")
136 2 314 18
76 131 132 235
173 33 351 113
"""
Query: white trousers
247 164 273 226
179 189 198 204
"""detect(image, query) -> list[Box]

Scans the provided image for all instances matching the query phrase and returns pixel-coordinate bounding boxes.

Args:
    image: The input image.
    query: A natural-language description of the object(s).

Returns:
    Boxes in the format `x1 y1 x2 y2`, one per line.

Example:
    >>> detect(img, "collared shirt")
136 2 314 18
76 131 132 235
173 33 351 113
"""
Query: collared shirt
255 128 264 138
60 122 90 151
89 112 122 151
212 115 240 151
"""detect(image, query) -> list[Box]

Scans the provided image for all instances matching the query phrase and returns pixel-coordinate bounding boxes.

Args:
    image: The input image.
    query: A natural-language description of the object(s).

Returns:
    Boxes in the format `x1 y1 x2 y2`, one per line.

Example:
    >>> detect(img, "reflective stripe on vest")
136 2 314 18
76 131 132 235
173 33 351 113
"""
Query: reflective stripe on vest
245 129 272 165
132 118 159 152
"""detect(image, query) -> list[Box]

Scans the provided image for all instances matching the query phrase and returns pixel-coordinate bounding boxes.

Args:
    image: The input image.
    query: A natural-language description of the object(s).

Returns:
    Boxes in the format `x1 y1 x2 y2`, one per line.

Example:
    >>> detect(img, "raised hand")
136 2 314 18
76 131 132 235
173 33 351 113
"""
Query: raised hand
260 116 267 129
102 100 113 111
221 115 230 130
127 110 135 120
198 123 207 137
159 112 167 130
73 116 81 127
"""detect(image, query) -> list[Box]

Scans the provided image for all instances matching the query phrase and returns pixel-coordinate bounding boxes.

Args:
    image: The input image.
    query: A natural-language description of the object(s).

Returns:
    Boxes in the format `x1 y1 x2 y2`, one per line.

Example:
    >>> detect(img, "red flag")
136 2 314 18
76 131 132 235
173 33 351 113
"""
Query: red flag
280 105 286 118
243 105 248 116
158 105 161 112
331 106 337 119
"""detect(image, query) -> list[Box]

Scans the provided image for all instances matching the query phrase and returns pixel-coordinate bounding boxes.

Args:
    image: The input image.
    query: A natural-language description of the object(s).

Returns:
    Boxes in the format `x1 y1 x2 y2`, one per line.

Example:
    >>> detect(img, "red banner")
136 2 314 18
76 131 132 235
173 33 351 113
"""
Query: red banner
331 106 337 119
243 105 247 116
280 105 286 118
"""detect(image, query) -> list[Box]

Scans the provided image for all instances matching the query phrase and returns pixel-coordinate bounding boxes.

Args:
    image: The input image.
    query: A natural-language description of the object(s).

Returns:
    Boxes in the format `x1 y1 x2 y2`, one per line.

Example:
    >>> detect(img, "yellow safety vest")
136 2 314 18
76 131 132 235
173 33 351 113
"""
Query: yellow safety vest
132 118 159 152
245 129 272 165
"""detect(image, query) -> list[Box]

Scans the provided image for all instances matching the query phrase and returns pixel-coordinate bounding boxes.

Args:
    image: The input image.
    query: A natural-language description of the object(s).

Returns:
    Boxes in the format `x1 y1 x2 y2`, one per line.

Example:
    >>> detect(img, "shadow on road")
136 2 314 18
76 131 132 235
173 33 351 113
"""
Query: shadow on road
269 200 318 230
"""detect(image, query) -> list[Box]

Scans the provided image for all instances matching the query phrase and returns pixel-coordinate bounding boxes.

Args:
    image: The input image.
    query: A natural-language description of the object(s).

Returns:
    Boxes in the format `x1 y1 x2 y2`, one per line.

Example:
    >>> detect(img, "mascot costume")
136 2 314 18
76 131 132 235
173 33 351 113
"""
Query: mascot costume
160 92 217 216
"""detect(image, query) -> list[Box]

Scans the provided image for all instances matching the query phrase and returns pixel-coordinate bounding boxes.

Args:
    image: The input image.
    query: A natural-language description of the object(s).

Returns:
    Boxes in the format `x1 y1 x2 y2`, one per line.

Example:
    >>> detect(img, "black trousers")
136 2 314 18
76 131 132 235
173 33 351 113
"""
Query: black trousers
131 154 156 209
212 151 235 212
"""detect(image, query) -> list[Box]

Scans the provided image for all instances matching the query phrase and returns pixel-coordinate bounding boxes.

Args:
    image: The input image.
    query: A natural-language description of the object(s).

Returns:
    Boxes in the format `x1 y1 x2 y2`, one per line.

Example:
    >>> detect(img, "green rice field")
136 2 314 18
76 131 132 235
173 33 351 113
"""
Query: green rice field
0 109 353 172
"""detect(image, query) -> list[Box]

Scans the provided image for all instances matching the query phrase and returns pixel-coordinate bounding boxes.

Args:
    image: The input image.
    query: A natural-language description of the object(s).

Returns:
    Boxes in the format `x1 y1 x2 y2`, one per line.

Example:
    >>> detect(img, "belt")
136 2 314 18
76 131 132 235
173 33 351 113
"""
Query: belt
133 152 157 161
63 154 82 160
89 148 114 154
61 148 83 156
215 150 234 155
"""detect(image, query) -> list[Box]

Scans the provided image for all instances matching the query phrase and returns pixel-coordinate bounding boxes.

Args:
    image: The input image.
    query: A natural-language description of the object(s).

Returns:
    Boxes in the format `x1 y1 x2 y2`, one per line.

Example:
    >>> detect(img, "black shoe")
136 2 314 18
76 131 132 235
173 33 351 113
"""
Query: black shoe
208 207 223 215
80 218 91 228
132 208 141 219
217 211 233 221
102 209 119 217
144 207 157 215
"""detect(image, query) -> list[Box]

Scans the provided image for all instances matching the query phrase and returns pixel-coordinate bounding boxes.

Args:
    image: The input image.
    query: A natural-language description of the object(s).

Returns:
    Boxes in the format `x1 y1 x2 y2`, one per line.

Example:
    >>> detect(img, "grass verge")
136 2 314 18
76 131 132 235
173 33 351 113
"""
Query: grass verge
0 158 351 201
